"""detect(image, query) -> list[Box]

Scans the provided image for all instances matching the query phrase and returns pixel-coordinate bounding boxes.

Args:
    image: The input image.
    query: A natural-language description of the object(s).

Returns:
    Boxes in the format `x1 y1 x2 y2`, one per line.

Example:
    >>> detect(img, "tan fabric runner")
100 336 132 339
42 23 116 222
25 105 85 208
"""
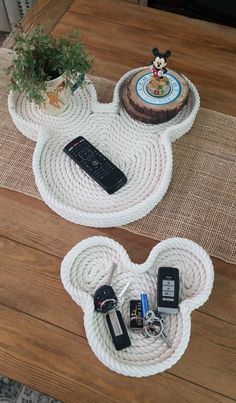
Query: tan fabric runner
1 49 236 264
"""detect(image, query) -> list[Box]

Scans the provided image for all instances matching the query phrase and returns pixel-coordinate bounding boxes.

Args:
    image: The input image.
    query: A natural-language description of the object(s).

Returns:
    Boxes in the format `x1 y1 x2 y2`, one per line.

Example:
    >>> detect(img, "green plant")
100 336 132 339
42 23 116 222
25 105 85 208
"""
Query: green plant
7 26 92 104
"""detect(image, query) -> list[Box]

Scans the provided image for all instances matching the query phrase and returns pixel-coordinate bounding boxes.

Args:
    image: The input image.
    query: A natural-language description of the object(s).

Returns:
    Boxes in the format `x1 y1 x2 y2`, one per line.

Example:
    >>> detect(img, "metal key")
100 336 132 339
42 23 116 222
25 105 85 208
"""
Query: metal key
106 262 116 285
118 281 131 307
106 262 131 305
143 310 171 347
161 331 172 348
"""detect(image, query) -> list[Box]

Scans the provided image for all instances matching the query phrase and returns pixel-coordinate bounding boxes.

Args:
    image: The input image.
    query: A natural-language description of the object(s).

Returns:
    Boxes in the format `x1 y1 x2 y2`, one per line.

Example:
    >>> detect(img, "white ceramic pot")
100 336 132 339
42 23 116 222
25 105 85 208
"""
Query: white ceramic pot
41 74 71 115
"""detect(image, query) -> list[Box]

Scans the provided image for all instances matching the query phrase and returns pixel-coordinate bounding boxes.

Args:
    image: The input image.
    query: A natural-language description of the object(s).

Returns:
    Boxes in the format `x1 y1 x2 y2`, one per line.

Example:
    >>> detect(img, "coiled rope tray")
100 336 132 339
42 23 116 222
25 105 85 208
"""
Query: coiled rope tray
61 236 214 377
8 67 200 227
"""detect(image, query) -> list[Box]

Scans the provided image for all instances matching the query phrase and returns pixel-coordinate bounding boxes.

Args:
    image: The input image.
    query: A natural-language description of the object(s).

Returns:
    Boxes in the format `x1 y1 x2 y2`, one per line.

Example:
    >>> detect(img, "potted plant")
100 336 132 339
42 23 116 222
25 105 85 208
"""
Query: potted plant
7 26 92 115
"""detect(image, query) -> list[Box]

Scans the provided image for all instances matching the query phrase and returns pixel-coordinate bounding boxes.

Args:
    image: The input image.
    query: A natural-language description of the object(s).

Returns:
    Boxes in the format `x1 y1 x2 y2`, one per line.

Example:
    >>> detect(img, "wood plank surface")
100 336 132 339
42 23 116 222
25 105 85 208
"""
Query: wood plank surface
51 0 236 116
0 234 235 399
1 305 233 403
0 192 236 400
0 189 235 325
2 0 74 49
0 0 236 401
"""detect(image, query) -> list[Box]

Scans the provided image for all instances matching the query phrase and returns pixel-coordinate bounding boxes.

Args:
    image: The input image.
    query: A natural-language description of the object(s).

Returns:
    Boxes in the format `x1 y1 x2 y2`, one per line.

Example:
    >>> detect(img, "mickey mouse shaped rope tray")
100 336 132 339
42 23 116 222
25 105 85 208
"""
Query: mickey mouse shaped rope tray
8 48 200 227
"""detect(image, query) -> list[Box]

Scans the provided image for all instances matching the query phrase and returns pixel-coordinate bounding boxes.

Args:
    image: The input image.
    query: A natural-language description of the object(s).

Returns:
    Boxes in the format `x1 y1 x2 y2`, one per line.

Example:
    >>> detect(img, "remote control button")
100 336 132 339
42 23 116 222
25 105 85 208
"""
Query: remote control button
163 291 174 297
97 166 115 177
78 147 94 161
84 164 93 171
163 297 174 301
163 280 174 286
91 159 100 166
163 285 175 292
95 166 113 177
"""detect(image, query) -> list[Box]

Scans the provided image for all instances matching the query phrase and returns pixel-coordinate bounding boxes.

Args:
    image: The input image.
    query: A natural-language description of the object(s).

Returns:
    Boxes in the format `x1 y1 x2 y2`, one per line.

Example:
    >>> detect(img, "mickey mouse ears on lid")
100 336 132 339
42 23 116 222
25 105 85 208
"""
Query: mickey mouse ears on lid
152 47 171 59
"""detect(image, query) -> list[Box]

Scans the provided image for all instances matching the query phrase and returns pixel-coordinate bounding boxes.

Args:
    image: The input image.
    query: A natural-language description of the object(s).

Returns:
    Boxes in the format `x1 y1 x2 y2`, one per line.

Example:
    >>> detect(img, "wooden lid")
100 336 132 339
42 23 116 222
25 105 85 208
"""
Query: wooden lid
122 67 189 124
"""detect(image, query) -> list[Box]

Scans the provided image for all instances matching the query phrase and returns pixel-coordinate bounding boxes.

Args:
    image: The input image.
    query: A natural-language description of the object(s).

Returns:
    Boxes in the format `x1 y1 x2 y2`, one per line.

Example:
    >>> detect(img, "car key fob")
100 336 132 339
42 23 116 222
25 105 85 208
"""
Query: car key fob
157 267 179 314
94 285 118 313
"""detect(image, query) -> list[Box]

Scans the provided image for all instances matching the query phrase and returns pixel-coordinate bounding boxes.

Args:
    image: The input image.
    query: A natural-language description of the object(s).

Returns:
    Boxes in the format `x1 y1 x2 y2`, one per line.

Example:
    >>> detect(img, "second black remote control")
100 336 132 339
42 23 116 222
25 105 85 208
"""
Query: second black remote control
63 136 127 194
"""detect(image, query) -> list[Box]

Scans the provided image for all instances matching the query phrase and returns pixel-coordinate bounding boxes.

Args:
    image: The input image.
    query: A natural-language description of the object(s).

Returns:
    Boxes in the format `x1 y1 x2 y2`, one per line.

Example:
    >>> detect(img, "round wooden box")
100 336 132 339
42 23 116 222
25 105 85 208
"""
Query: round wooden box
122 67 189 124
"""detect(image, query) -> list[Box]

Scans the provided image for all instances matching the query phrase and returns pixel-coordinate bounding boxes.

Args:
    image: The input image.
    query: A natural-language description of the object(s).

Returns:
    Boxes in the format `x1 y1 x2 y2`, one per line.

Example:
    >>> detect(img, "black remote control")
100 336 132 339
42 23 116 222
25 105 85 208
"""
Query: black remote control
106 309 131 351
63 136 127 194
157 267 179 314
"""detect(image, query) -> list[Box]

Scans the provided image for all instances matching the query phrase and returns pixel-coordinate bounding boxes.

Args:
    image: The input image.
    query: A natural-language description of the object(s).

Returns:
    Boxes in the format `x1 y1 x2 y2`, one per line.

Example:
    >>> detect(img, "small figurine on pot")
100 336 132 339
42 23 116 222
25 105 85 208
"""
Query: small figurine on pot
147 47 171 97
152 47 171 79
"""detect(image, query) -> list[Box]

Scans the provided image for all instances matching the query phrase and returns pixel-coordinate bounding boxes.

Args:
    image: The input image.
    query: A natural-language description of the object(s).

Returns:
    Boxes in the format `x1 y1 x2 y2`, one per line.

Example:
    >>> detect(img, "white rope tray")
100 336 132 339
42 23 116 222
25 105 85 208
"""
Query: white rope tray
8 67 200 227
61 236 214 377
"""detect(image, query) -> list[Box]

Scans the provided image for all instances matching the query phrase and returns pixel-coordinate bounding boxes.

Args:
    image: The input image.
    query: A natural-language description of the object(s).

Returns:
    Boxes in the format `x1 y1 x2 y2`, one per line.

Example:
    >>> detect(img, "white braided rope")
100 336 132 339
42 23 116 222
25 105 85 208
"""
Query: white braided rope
8 67 200 227
61 236 214 377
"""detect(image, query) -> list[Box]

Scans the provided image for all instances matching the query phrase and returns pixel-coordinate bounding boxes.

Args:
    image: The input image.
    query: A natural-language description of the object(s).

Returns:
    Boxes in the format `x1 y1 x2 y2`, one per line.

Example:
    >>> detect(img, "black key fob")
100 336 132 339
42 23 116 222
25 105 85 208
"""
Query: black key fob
106 309 131 351
157 267 179 314
94 285 118 313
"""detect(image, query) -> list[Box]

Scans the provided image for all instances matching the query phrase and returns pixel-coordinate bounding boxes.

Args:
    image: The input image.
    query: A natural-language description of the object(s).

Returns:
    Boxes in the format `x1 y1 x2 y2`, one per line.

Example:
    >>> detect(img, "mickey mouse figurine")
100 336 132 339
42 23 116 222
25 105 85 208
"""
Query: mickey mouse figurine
146 47 172 97
152 47 171 79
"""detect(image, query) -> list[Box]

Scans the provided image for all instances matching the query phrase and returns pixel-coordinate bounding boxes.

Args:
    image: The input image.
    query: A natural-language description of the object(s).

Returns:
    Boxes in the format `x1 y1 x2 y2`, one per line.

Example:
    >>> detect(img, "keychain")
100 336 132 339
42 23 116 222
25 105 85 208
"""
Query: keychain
129 292 171 347
143 309 171 347
93 263 131 351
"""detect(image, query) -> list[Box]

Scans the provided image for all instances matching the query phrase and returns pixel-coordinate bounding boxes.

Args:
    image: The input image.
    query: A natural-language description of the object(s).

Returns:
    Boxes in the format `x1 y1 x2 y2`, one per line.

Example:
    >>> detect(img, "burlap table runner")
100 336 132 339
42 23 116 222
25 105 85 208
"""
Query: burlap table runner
1 49 235 264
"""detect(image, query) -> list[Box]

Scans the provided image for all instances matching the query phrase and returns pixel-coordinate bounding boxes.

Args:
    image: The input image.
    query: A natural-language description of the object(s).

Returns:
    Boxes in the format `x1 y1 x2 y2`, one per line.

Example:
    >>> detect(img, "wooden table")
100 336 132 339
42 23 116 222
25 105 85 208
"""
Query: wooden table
1 1 236 402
